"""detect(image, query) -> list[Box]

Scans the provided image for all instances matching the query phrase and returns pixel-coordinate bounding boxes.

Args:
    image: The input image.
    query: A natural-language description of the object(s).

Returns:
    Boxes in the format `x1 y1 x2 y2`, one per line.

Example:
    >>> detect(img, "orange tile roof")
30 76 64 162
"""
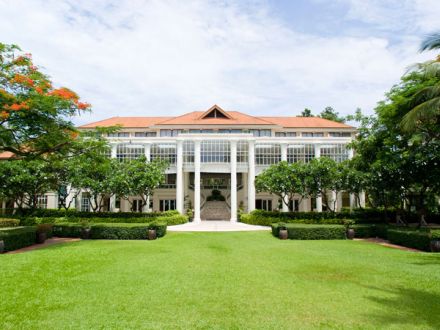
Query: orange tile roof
156 111 274 126
78 106 355 129
261 116 353 128
79 117 171 128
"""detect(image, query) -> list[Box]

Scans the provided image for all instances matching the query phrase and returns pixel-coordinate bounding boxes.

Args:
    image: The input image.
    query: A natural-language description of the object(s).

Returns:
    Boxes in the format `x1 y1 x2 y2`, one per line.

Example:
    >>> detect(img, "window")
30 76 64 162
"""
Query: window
81 193 90 212
135 132 157 137
329 132 351 137
250 129 271 137
115 197 121 209
183 141 194 164
151 143 176 164
255 144 281 165
201 140 230 163
256 199 272 211
320 144 349 162
132 199 143 212
116 144 145 162
275 132 297 137
302 132 324 137
36 195 48 209
237 141 248 164
160 129 181 137
160 199 176 211
108 132 129 137
287 144 315 163
288 200 299 212
161 174 176 188
218 129 243 134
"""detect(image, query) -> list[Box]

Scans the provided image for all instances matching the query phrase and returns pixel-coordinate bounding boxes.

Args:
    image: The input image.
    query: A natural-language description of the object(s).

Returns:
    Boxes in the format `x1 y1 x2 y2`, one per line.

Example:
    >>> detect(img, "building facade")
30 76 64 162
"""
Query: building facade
77 105 359 222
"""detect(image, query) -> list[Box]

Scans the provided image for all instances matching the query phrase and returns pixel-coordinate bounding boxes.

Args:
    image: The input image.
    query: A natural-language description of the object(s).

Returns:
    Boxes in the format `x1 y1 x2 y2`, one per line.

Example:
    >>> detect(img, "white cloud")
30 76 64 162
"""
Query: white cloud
0 0 438 124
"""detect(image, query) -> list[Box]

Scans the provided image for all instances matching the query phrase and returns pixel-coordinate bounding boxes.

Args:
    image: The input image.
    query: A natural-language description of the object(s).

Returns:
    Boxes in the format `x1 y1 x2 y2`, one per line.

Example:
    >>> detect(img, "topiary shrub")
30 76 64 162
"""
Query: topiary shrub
0 218 20 228
271 223 346 240
0 227 36 251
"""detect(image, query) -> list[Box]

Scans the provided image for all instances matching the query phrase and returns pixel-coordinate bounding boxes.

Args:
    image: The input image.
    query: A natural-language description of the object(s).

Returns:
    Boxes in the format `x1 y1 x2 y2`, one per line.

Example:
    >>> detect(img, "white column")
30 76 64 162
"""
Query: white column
143 143 151 212
315 144 322 212
359 191 366 208
176 140 184 214
110 144 117 212
111 144 117 159
230 140 237 222
331 190 337 212
348 147 355 211
194 141 201 223
1 200 6 214
247 140 256 212
281 143 289 212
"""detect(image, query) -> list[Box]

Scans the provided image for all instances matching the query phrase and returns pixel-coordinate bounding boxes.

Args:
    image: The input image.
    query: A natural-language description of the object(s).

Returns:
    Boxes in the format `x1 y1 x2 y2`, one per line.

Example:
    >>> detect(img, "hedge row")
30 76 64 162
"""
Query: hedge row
19 214 188 226
240 209 440 225
351 224 388 239
52 222 167 239
271 224 346 240
387 229 433 251
12 208 180 219
0 218 20 228
0 227 36 252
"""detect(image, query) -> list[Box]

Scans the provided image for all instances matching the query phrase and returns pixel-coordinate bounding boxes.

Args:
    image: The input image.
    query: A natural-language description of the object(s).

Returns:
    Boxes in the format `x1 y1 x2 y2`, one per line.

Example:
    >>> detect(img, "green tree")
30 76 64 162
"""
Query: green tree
0 43 91 158
299 108 314 117
0 159 57 210
112 156 168 212
319 106 345 123
255 161 308 210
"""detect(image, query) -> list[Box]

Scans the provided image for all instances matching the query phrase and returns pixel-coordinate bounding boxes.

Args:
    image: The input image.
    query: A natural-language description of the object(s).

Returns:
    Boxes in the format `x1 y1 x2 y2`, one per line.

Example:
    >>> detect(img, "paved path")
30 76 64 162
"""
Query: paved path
168 221 270 232
6 237 81 254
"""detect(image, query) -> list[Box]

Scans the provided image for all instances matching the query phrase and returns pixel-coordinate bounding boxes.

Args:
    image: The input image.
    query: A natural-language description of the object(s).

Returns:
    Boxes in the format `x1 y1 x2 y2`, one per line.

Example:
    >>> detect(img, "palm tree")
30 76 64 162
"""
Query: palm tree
400 33 440 134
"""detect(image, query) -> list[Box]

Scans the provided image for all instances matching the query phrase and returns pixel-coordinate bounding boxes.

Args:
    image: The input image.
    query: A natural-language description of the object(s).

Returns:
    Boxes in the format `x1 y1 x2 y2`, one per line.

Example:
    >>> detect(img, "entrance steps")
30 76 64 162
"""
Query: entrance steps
201 201 230 220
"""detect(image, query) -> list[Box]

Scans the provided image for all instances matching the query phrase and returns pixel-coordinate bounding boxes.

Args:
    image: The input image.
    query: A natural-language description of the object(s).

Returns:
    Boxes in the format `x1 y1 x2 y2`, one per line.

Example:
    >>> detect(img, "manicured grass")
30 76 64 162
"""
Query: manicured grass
1 232 440 329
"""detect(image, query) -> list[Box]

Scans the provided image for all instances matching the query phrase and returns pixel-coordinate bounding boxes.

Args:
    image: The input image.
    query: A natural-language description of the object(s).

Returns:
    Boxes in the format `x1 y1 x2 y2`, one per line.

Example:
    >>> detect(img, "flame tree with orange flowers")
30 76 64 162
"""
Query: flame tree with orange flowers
0 43 91 158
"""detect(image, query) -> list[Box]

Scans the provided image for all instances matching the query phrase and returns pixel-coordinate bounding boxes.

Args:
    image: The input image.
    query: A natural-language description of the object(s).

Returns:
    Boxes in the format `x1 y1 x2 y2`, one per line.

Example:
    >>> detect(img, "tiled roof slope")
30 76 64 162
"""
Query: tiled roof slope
78 107 355 129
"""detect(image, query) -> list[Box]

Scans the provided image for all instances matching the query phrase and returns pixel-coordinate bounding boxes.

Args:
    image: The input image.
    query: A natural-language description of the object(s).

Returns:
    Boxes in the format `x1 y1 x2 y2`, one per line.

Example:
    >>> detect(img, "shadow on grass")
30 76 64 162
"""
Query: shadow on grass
363 285 440 328
409 254 440 266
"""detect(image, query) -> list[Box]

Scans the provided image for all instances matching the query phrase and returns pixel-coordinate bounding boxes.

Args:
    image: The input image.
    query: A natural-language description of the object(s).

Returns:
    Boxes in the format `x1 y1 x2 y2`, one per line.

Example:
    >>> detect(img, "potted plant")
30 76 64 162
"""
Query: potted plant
344 219 355 240
0 240 4 253
36 224 52 244
430 231 440 252
278 222 288 240
80 220 91 239
148 223 157 240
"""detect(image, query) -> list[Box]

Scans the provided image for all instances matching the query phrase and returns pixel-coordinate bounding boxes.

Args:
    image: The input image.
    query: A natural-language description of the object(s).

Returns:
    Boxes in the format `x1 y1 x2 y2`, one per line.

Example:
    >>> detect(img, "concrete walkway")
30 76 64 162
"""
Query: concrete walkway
168 221 270 232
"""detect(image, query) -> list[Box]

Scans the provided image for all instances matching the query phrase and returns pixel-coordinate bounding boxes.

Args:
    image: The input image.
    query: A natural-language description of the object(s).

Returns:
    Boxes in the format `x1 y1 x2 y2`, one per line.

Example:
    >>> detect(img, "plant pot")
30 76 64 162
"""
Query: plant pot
148 229 157 240
346 228 355 240
0 240 4 253
81 228 91 239
36 232 47 244
279 229 288 240
430 240 440 252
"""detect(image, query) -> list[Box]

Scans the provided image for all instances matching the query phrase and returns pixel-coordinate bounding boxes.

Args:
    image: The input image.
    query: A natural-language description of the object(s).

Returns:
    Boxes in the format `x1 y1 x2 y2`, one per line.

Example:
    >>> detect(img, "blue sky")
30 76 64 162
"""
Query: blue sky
0 0 439 124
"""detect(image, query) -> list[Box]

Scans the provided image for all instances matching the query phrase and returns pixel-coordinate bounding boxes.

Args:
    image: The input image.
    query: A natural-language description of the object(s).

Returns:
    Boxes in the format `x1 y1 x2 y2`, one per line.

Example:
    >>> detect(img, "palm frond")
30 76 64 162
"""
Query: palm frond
401 96 440 131
420 33 440 52
409 85 440 108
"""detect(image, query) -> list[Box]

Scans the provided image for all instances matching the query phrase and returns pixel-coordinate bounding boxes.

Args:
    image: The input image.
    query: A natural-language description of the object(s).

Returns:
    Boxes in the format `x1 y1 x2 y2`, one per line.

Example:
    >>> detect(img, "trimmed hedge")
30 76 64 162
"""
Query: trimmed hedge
52 222 167 239
19 214 188 226
0 218 20 228
387 229 432 251
0 227 36 252
272 223 346 240
15 208 179 219
351 224 388 239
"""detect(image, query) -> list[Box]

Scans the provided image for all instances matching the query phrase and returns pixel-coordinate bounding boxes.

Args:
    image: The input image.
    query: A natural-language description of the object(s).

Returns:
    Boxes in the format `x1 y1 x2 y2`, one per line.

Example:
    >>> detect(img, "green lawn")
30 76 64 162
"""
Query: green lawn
1 232 440 329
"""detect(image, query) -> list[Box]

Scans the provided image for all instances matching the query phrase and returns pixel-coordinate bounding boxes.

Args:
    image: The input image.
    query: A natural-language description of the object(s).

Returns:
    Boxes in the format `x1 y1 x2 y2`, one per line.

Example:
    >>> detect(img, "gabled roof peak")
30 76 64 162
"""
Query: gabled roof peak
198 105 232 120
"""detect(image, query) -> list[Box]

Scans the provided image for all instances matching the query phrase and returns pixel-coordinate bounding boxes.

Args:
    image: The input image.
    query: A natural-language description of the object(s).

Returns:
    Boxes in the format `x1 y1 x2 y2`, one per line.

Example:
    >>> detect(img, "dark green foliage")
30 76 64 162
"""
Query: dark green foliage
15 208 179 219
0 218 20 228
206 189 226 201
387 229 432 251
36 223 53 238
271 223 346 240
0 227 36 251
53 222 167 239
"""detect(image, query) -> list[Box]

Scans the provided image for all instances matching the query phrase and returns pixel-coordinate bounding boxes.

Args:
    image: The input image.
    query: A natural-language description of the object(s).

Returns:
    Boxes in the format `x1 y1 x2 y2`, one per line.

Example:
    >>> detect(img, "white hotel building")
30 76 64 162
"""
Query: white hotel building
76 105 359 222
